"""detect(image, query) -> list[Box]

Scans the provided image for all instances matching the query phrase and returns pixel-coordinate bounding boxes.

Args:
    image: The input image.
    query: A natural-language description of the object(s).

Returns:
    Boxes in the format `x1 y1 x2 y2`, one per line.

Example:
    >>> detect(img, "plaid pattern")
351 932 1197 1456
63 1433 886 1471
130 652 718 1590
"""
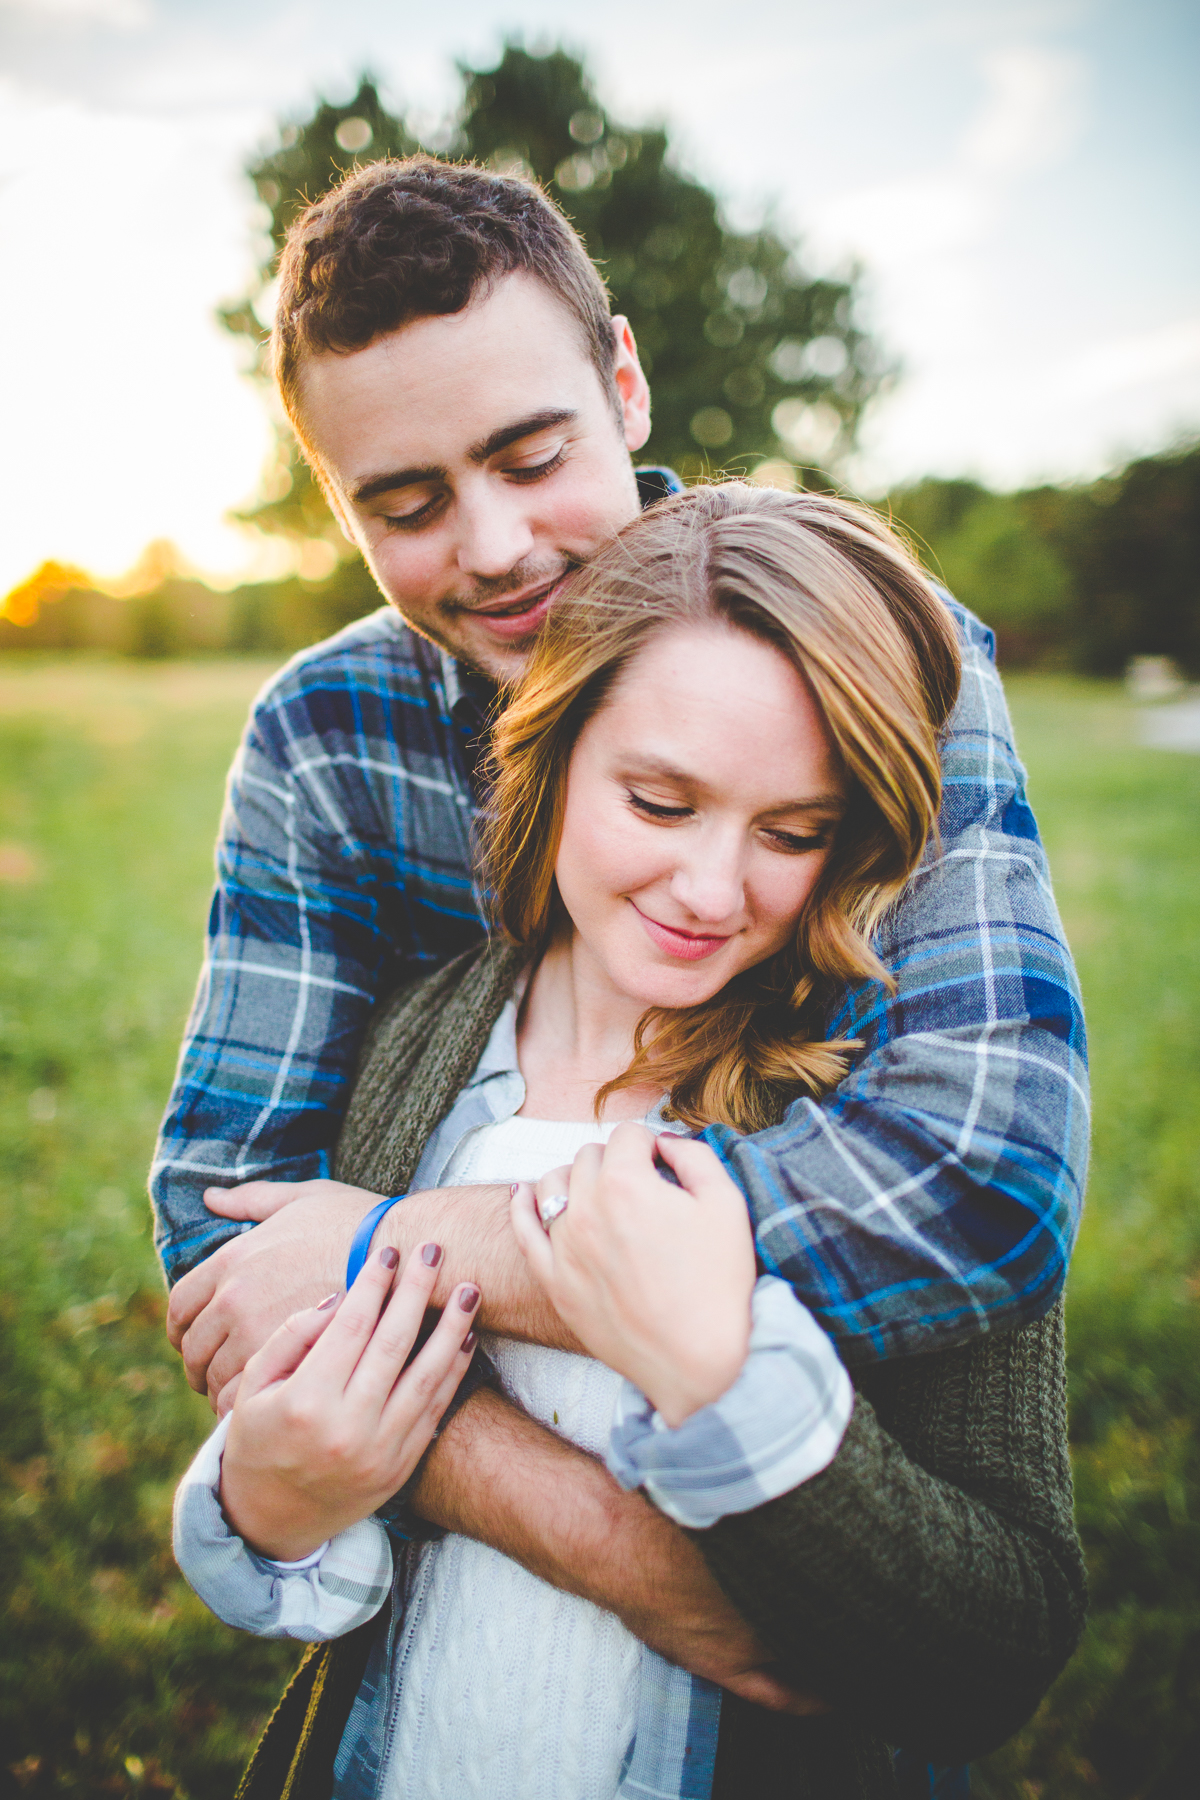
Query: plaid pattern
151 479 1086 1364
608 1277 853 1528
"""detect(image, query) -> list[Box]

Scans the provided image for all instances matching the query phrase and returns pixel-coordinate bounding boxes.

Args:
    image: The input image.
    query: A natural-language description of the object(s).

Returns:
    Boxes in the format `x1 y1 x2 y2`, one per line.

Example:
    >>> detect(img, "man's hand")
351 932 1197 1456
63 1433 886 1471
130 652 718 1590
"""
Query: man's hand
167 1179 381 1407
412 1386 828 1717
167 1173 577 1411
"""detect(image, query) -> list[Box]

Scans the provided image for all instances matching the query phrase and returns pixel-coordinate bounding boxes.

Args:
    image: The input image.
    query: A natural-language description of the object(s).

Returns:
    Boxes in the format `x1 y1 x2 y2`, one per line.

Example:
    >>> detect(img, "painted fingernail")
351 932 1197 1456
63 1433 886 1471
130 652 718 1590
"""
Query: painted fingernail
379 1245 400 1270
421 1242 443 1267
510 1183 519 1197
316 1291 340 1310
458 1284 480 1312
463 1330 478 1351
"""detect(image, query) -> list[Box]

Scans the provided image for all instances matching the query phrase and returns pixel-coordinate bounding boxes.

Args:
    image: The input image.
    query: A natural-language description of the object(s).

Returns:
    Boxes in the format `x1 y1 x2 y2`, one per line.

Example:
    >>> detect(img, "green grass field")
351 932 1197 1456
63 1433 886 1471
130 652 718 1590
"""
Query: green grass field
2 659 1198 1798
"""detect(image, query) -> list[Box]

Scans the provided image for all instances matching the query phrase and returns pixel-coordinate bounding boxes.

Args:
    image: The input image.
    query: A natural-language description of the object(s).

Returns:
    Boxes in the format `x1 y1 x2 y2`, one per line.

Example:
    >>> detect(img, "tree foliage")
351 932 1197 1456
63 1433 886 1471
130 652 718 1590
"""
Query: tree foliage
221 46 888 553
888 441 1200 674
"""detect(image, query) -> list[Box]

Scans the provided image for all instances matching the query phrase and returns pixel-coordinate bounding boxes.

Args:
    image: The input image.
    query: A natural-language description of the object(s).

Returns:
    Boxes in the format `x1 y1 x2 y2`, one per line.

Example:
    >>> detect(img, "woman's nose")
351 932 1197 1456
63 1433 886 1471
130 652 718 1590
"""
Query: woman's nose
669 838 746 923
454 484 536 580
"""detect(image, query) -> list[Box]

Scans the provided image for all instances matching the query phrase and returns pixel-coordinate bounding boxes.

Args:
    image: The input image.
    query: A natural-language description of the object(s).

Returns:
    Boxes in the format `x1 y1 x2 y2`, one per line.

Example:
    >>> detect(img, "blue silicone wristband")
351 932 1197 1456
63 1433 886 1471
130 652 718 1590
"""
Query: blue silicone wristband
345 1195 407 1289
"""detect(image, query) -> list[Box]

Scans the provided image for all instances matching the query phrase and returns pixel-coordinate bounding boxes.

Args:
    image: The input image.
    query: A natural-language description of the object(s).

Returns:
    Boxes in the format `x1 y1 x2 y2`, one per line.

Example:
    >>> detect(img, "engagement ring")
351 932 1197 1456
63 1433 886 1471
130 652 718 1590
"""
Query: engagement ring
537 1192 570 1229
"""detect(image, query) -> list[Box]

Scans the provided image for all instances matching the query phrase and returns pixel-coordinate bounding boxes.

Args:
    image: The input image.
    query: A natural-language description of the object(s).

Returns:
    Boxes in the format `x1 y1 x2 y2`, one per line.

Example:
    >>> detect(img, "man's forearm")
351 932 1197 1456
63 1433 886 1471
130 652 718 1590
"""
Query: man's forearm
376 1184 580 1349
411 1385 782 1688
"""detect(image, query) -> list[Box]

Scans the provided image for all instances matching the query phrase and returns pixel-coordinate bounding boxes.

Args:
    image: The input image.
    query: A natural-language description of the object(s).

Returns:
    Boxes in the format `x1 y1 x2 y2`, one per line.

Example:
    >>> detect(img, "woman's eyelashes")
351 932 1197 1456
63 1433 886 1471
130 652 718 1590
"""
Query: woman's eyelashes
626 790 692 821
626 791 834 852
765 827 834 854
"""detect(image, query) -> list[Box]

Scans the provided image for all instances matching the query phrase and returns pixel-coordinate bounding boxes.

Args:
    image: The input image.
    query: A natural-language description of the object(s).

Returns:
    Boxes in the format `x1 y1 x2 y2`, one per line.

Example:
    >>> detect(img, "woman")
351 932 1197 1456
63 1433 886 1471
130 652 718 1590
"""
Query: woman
174 484 1085 1798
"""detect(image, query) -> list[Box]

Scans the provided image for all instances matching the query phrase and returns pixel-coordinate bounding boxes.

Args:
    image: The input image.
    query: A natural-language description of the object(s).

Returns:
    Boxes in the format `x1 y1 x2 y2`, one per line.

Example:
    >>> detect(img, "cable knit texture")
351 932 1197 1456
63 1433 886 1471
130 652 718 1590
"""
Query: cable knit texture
236 942 1087 1800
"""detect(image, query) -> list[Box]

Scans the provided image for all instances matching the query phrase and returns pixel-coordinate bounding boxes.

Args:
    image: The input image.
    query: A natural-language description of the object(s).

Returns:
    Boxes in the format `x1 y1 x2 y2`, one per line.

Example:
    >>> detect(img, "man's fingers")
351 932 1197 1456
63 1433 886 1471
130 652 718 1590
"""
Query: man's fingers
204 1181 302 1222
165 1252 224 1351
510 1182 556 1286
215 1371 242 1419
179 1302 231 1397
720 1667 830 1716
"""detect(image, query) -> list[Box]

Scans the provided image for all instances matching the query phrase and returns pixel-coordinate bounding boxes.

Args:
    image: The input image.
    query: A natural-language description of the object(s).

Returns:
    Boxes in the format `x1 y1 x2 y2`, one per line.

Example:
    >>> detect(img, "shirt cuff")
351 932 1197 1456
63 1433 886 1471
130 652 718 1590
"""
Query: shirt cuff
264 1541 331 1571
605 1275 853 1529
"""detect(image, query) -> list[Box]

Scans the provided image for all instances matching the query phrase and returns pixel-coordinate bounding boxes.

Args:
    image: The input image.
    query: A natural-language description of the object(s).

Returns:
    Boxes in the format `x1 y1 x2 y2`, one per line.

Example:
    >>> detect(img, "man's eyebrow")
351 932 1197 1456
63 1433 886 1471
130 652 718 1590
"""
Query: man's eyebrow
351 464 446 504
468 408 577 464
349 410 578 504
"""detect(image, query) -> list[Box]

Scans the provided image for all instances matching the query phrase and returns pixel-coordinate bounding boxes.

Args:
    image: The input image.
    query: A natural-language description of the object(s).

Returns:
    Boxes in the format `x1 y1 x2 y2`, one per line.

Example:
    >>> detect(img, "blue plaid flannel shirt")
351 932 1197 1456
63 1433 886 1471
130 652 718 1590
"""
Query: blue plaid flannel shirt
150 473 1088 1365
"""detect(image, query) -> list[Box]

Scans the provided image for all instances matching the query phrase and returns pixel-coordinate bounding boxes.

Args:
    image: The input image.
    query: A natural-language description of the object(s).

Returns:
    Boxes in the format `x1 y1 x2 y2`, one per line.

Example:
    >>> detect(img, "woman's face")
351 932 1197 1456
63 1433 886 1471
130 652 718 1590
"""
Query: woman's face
554 623 849 1012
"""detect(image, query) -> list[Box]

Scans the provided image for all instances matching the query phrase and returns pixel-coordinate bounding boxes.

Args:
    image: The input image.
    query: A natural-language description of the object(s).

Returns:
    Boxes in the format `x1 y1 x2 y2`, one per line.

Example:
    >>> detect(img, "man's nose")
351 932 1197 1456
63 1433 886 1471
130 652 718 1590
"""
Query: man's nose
454 483 536 581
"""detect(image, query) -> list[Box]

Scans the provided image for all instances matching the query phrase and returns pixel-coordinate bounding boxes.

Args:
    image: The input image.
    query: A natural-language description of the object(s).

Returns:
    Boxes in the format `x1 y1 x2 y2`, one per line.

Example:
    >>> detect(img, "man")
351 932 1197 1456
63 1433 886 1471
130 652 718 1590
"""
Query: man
155 159 1086 1706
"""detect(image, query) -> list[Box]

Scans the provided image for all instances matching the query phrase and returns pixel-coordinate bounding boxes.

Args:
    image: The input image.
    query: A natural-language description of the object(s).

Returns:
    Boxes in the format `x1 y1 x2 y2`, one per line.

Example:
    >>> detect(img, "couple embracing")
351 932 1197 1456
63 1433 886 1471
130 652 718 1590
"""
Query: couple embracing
161 159 1089 1799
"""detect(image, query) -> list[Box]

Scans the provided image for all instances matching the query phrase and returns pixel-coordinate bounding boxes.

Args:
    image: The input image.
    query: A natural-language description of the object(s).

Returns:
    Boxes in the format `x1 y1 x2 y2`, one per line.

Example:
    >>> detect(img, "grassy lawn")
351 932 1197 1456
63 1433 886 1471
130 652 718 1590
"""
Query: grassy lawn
1 659 1198 1798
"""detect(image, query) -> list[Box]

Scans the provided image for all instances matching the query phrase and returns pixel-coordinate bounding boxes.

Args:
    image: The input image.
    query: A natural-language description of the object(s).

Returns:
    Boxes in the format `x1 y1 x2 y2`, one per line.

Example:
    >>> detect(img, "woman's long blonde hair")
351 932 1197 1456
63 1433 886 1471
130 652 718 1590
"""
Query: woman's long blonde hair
481 482 961 1133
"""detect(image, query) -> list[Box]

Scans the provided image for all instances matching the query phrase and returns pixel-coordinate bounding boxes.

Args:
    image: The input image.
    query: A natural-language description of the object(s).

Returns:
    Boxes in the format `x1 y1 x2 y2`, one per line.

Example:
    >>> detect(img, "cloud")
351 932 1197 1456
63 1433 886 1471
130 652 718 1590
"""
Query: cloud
0 0 152 25
1059 318 1200 400
962 44 1086 175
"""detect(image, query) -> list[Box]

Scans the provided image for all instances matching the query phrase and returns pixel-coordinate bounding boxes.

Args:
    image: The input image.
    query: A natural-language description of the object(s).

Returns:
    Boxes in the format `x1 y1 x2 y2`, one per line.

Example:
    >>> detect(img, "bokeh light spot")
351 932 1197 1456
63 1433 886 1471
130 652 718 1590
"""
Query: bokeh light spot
334 118 373 153
690 407 734 448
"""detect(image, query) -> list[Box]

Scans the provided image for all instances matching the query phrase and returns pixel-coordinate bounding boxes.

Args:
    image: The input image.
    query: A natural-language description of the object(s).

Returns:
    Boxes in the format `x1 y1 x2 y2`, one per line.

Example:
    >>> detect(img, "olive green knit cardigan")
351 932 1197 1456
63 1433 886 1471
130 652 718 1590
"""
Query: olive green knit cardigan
236 943 1087 1800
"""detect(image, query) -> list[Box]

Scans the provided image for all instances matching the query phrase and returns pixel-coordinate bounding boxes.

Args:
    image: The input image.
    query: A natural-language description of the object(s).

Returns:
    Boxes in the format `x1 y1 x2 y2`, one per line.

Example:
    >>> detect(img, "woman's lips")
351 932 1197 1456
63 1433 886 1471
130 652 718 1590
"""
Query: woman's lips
632 904 733 962
469 580 563 642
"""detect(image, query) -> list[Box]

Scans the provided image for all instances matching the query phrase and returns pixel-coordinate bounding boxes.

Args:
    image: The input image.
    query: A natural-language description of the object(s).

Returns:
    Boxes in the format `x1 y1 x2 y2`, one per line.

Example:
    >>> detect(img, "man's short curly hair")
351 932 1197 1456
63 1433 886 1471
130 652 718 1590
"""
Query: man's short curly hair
272 156 617 436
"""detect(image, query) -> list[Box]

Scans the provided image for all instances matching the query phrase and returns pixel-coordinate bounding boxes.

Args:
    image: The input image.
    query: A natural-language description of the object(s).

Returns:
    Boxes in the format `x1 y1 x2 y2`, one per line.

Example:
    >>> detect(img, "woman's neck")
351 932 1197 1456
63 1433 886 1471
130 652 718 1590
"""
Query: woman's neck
516 927 662 1122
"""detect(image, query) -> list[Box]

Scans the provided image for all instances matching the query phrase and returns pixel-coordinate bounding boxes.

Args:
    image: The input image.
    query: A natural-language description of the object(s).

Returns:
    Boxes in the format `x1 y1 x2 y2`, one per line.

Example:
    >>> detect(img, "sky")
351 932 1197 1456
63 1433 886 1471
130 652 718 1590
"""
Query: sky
0 0 1197 594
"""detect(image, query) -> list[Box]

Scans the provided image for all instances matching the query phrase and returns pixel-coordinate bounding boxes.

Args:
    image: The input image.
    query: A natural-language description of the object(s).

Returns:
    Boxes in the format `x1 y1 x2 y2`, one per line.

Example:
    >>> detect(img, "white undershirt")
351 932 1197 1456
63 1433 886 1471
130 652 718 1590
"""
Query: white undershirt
382 1113 644 1800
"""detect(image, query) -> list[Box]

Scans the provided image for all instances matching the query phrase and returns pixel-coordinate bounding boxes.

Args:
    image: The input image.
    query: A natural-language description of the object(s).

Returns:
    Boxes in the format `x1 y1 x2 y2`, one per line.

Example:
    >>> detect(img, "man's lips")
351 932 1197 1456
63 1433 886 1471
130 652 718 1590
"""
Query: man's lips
462 578 567 642
632 903 734 962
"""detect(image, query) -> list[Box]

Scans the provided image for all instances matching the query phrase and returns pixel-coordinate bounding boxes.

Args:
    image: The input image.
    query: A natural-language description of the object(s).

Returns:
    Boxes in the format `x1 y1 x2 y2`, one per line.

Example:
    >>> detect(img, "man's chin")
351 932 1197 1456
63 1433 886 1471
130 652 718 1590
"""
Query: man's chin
382 603 536 686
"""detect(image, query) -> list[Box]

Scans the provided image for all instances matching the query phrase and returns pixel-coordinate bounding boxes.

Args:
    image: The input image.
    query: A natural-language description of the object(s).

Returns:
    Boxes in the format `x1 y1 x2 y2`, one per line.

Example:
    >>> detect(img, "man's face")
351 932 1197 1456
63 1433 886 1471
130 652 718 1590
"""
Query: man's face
297 273 652 683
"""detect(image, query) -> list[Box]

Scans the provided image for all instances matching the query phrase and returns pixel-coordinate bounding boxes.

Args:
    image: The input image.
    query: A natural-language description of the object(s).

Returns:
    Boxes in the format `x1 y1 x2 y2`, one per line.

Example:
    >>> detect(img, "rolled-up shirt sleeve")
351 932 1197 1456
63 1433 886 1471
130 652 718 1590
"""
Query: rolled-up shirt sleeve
606 1275 853 1529
172 1415 394 1642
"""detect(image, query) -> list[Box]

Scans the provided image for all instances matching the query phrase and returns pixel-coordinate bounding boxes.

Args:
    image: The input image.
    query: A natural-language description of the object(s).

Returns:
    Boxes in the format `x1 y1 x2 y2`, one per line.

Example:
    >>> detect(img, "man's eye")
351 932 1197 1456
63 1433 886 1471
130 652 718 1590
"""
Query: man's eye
627 791 692 821
505 448 566 483
382 494 445 532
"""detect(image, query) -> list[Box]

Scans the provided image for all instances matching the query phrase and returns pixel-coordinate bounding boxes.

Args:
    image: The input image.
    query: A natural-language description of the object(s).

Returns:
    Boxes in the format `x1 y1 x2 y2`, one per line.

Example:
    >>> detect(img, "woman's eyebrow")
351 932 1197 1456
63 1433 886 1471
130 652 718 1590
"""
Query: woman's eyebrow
624 756 845 811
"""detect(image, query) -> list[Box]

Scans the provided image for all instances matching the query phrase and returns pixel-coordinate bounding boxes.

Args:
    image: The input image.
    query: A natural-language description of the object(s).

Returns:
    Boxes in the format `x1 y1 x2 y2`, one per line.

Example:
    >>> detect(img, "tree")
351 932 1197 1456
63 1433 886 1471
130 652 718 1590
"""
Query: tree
221 46 889 564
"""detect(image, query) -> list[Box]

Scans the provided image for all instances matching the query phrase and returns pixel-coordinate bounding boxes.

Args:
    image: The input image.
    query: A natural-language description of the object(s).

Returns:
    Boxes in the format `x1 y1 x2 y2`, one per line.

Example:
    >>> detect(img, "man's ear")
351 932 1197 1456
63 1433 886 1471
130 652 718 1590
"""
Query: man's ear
612 317 652 453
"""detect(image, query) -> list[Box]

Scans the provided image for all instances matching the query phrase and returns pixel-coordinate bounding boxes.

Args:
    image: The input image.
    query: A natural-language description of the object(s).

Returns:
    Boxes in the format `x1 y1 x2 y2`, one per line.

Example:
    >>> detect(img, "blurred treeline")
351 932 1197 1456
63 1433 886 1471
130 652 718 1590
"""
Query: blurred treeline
2 42 1197 676
5 441 1198 674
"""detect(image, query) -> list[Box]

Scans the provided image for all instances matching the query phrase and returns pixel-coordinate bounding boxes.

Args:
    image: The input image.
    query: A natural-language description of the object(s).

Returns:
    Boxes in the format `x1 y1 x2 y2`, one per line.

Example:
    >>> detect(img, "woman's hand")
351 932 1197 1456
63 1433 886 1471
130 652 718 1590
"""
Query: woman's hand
511 1124 756 1429
218 1242 482 1561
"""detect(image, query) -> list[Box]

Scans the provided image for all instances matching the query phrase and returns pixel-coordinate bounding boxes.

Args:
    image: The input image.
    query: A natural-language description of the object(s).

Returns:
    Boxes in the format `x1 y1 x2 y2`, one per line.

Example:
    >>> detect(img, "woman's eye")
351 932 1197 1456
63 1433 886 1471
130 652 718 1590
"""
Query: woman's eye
766 828 830 854
627 791 692 821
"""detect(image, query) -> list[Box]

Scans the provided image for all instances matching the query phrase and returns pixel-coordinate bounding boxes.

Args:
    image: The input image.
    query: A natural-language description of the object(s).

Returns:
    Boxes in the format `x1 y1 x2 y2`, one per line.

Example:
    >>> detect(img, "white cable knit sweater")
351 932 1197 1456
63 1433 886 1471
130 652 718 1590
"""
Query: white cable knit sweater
384 1113 641 1800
